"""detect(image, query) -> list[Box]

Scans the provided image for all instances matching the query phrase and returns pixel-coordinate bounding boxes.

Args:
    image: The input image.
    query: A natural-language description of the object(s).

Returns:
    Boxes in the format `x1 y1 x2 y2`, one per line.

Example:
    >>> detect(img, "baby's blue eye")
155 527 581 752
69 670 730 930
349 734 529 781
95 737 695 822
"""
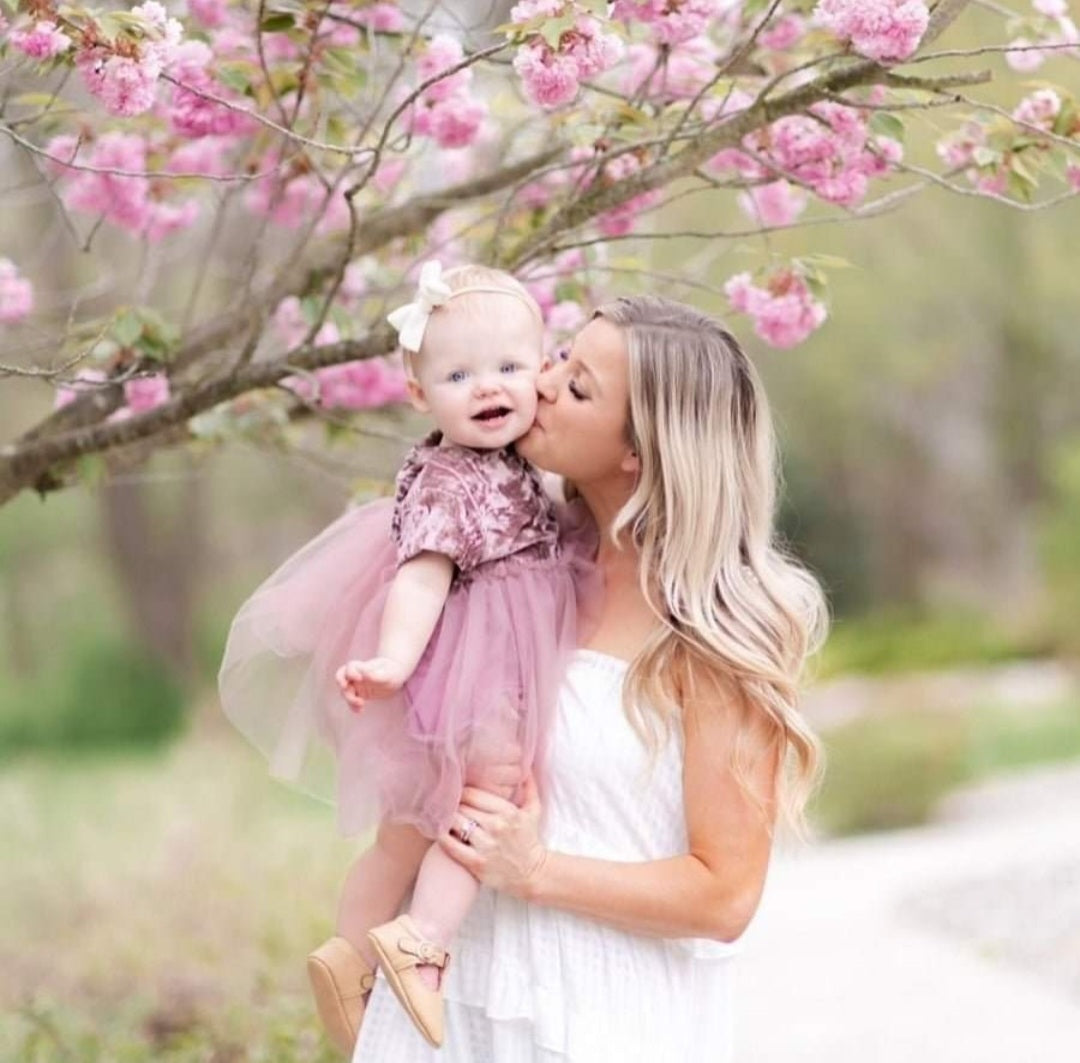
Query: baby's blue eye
556 348 570 362
447 369 467 383
500 362 520 374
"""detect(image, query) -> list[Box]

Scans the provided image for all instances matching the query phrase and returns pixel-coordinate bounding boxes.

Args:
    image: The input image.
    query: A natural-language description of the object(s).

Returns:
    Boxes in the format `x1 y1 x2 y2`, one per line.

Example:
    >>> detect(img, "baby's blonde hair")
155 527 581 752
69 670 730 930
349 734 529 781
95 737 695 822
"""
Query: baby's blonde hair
400 265 542 372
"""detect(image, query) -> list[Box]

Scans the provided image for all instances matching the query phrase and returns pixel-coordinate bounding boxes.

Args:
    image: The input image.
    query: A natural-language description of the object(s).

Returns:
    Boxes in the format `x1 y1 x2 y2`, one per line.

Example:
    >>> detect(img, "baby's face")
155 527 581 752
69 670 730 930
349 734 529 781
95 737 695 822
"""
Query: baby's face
409 298 544 450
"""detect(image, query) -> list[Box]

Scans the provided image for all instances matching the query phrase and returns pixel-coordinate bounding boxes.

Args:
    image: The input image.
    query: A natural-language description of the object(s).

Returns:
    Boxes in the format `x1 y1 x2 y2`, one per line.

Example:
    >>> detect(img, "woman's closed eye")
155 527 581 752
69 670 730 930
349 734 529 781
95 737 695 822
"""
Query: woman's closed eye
567 378 587 400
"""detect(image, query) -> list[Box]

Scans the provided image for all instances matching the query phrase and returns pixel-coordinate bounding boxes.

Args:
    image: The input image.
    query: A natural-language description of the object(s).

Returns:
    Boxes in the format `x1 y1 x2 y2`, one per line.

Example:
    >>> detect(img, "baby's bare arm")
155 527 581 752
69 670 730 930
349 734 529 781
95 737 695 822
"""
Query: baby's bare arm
377 551 455 675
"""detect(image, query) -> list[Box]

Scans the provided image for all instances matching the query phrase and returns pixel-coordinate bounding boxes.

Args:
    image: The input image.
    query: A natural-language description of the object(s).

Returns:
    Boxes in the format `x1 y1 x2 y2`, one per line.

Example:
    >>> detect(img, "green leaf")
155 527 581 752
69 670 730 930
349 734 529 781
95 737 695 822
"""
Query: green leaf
972 145 1001 168
216 61 255 95
868 112 905 143
112 309 142 348
1010 151 1039 186
1007 168 1036 203
538 15 575 50
800 253 856 270
260 12 295 32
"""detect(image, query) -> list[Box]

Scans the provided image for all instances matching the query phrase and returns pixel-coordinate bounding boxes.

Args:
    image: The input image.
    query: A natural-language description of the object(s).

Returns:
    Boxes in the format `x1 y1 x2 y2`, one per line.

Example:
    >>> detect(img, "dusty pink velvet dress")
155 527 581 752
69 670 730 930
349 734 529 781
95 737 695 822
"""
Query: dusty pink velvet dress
218 431 593 839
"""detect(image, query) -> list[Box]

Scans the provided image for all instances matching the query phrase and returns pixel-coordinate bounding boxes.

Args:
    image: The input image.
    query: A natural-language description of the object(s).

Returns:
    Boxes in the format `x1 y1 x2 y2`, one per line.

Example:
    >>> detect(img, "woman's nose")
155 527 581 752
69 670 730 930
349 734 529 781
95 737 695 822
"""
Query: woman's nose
535 364 558 402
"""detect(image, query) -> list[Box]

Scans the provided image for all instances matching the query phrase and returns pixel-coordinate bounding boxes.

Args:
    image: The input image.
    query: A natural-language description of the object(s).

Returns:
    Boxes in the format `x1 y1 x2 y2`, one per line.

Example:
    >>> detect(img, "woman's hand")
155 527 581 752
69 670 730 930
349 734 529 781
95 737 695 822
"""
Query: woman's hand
438 775 548 901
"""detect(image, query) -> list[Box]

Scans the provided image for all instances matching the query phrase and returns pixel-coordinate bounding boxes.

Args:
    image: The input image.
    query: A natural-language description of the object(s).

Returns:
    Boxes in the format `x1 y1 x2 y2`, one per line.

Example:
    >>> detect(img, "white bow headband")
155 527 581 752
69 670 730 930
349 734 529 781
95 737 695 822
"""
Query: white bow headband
386 260 540 353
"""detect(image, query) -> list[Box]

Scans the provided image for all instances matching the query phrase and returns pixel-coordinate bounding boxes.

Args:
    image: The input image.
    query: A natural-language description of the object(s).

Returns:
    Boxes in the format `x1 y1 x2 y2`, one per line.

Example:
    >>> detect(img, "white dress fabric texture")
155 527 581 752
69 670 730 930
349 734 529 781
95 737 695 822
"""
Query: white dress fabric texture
352 650 740 1063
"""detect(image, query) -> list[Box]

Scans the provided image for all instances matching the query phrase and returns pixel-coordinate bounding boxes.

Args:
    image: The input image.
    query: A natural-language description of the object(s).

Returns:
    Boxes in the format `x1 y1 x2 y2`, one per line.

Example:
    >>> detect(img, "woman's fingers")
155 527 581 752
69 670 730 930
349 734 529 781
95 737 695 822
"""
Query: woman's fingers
459 786 517 813
438 830 482 871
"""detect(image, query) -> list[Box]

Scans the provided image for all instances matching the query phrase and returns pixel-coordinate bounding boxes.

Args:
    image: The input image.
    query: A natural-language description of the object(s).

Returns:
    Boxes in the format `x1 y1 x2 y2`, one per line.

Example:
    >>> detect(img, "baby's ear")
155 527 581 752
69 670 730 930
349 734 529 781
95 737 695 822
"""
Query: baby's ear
405 375 428 412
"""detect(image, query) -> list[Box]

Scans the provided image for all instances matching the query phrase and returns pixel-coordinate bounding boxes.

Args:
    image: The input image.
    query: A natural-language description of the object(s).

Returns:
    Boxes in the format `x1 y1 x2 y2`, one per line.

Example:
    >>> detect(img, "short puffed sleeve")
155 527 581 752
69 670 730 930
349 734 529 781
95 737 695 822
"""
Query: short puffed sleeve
392 457 484 571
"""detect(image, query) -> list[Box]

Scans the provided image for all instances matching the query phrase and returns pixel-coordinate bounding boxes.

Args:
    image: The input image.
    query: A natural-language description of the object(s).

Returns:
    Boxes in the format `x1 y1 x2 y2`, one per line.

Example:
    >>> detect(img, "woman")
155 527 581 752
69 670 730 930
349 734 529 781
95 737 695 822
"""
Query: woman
352 295 828 1061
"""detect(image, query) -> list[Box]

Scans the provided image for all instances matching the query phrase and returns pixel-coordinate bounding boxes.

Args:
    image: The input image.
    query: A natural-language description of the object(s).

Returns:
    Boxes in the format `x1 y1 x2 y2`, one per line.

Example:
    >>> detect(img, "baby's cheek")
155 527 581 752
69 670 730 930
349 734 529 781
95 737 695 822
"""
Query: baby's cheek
516 383 540 419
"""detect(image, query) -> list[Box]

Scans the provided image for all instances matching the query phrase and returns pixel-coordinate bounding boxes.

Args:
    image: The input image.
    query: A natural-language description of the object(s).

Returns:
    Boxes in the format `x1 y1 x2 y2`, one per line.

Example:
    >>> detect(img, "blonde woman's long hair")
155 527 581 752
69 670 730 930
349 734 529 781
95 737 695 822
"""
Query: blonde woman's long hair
596 296 829 835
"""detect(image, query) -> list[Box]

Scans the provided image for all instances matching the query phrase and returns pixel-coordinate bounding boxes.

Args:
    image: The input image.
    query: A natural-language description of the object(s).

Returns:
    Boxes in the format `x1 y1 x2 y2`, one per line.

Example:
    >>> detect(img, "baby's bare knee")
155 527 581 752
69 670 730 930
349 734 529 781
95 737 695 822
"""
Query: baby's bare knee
374 820 429 868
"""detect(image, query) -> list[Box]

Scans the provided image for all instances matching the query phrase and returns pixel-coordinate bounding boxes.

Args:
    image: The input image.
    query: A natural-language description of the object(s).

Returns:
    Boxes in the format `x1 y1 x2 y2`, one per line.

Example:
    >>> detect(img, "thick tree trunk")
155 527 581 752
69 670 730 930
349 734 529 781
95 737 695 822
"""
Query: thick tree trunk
98 461 206 682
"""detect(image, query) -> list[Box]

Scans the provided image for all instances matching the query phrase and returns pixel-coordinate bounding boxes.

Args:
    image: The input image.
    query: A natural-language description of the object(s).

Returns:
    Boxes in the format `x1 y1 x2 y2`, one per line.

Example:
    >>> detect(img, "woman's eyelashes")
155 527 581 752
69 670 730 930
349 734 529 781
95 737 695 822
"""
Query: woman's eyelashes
567 378 586 401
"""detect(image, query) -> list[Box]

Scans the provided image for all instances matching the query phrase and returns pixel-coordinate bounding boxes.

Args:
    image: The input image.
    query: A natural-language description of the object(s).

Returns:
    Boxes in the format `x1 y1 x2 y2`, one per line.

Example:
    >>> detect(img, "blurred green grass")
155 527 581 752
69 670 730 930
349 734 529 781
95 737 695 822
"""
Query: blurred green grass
2 689 1079 1062
812 697 1080 835
0 718 359 1062
815 609 1051 679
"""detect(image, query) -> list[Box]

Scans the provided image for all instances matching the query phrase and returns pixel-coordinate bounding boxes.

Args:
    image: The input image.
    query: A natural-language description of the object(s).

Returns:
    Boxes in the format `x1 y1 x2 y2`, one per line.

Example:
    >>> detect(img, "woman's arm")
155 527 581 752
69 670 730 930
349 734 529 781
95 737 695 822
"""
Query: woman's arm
441 679 780 942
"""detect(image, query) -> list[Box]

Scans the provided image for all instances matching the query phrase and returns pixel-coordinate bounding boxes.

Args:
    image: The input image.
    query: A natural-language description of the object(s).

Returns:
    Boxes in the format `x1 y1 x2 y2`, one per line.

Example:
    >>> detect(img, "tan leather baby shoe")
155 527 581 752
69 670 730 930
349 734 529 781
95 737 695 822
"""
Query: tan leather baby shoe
367 914 451 1049
307 936 376 1056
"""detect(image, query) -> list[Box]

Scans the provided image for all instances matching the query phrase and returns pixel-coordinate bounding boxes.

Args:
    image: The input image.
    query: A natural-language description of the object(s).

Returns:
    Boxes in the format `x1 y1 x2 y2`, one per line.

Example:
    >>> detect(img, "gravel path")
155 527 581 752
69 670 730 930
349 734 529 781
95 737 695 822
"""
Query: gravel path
735 761 1080 1062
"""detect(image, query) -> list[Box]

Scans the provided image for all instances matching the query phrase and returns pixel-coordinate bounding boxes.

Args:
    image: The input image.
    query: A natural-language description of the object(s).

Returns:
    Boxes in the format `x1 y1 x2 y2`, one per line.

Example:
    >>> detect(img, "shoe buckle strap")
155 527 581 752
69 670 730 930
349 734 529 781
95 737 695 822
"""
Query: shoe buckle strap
398 937 448 968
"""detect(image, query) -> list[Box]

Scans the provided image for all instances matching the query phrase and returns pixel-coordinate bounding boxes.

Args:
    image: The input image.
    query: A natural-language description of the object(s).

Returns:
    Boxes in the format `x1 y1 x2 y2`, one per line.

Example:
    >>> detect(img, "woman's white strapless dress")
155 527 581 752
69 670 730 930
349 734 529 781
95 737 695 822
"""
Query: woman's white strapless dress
352 649 740 1062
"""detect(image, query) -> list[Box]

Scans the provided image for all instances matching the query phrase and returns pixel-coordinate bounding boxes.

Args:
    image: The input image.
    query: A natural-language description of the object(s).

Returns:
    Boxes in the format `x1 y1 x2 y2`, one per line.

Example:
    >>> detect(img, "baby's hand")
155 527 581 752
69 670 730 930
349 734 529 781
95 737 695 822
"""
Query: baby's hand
335 657 410 712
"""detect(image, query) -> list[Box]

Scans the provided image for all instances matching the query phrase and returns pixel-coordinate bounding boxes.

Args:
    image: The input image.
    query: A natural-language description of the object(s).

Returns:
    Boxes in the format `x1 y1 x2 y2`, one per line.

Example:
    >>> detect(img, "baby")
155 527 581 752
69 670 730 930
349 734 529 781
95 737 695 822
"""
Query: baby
220 262 591 1052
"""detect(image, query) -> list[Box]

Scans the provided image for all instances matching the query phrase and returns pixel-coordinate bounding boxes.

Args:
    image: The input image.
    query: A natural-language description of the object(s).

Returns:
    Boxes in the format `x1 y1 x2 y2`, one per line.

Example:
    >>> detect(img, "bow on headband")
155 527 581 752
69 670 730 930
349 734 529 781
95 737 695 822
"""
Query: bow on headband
386 260 452 352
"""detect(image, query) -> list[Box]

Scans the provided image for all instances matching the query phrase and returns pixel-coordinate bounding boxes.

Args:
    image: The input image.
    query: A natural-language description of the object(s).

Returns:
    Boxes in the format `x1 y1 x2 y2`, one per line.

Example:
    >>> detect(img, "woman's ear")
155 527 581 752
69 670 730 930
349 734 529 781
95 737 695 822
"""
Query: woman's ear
620 449 640 474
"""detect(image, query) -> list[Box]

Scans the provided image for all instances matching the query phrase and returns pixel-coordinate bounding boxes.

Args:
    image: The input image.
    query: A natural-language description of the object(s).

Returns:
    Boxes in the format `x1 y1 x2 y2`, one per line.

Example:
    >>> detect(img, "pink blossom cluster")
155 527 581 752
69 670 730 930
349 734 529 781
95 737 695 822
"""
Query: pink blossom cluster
937 89 1075 197
1068 162 1080 190
167 40 257 138
611 0 715 45
758 13 809 52
9 19 72 59
46 132 199 240
76 2 184 117
346 2 405 32
187 0 229 30
301 359 410 409
0 258 34 325
102 372 173 422
521 248 587 319
53 367 171 417
619 37 719 100
1006 0 1080 71
709 96 903 208
54 368 108 410
407 35 488 149
511 2 623 109
935 121 1011 195
736 179 808 227
547 299 589 335
124 373 171 413
1012 87 1063 131
595 151 665 236
244 168 352 233
275 296 410 410
814 0 930 63
724 267 827 348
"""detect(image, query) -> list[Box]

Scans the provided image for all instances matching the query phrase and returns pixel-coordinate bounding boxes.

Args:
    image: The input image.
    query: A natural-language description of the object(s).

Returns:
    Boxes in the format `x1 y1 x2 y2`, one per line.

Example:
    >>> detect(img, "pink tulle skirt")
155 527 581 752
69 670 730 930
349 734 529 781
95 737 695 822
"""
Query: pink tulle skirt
218 498 595 838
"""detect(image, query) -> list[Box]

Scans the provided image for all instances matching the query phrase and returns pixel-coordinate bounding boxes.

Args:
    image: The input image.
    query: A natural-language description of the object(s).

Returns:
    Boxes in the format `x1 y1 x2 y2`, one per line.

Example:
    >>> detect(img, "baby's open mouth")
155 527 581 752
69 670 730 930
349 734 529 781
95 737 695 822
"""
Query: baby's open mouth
473 406 512 422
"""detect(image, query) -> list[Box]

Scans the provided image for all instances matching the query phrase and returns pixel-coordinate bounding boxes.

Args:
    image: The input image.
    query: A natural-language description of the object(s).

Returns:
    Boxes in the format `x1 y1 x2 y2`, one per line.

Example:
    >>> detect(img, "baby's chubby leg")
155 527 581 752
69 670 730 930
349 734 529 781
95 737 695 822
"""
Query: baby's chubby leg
406 738 525 990
337 819 430 968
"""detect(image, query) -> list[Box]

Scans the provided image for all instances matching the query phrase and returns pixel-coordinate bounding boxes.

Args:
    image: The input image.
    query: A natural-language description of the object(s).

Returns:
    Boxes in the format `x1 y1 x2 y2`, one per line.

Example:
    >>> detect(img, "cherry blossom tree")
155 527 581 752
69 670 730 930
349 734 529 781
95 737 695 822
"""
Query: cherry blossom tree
0 0 1077 506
